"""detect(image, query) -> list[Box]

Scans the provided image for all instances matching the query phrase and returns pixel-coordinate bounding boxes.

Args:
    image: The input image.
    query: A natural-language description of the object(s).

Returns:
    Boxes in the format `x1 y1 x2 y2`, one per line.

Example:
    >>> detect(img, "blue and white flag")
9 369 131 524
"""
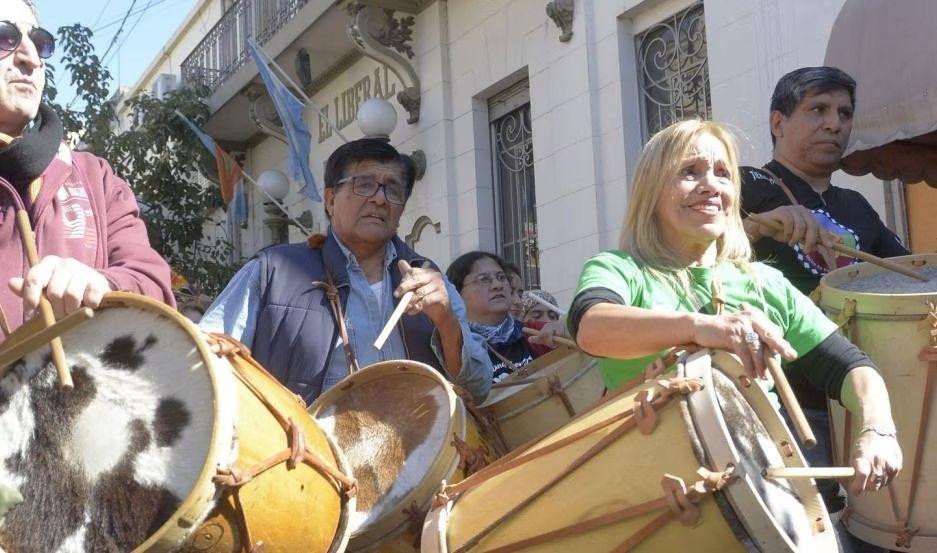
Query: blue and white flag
248 41 321 202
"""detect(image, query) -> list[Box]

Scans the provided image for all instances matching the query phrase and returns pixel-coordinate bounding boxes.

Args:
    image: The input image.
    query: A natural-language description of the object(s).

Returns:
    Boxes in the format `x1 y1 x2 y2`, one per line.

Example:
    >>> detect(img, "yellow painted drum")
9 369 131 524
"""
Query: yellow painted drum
422 350 838 553
0 293 353 553
819 253 937 551
310 360 499 552
479 347 603 451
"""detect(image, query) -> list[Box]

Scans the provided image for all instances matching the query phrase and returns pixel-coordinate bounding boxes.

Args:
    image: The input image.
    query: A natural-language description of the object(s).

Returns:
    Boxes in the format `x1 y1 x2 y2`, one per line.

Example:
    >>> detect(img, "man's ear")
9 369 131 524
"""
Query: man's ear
770 110 786 141
323 187 335 218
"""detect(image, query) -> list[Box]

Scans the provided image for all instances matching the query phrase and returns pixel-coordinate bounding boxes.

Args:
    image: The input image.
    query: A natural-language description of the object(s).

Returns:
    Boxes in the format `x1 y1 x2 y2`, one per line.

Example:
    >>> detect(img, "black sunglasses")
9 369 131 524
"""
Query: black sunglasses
0 21 55 59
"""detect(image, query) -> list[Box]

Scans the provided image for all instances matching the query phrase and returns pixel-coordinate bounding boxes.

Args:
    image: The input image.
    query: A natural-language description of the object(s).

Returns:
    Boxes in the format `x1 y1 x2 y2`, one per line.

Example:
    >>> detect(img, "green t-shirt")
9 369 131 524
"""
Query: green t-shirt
574 251 837 390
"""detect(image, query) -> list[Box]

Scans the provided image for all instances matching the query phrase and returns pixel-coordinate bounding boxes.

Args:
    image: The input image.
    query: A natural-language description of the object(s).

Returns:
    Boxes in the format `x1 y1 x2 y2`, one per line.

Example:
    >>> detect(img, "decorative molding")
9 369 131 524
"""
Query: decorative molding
409 149 426 181
295 48 313 89
245 84 288 144
347 3 421 123
306 51 363 97
404 215 441 248
546 0 574 43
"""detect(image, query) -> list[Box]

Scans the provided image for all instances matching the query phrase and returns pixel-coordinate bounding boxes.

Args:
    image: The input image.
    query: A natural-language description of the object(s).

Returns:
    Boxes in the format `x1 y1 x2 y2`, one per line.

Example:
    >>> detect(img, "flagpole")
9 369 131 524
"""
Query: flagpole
248 38 350 144
174 110 313 236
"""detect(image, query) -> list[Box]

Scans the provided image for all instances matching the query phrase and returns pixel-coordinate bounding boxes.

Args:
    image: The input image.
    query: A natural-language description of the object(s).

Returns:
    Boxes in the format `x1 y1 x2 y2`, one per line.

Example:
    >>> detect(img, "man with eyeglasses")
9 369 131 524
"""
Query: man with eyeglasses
0 0 173 338
201 139 493 403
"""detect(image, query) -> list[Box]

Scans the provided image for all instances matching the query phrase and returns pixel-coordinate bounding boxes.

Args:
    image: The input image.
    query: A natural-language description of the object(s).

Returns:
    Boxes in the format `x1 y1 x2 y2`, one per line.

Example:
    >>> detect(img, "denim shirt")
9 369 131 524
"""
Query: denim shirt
200 238 492 401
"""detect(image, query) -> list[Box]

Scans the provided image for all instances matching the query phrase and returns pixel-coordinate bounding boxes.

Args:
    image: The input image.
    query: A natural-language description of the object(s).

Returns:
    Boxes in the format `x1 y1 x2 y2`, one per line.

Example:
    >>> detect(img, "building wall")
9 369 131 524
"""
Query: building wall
163 0 896 305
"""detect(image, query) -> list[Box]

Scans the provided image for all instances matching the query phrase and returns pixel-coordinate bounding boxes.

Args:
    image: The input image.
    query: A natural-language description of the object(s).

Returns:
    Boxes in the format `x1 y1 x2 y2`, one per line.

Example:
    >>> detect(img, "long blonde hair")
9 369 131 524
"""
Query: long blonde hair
619 120 752 293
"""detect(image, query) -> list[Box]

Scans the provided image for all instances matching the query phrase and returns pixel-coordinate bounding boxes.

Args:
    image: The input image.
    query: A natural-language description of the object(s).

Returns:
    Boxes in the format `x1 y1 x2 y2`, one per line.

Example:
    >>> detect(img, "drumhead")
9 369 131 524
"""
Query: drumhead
0 296 235 552
313 361 455 536
682 350 834 552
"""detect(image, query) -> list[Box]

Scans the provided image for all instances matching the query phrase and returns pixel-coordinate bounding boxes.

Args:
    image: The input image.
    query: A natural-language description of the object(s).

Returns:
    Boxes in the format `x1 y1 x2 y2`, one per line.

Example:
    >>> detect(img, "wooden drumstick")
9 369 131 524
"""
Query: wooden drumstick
770 365 815 448
746 213 928 282
15 210 72 388
763 466 855 480
766 354 816 449
522 326 580 350
374 290 414 351
0 307 94 379
374 261 435 351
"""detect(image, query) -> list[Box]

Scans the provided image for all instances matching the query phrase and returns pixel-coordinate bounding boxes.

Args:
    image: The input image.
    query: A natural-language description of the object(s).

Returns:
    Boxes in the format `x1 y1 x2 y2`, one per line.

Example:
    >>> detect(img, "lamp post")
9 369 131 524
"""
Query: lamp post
258 169 291 245
356 98 426 180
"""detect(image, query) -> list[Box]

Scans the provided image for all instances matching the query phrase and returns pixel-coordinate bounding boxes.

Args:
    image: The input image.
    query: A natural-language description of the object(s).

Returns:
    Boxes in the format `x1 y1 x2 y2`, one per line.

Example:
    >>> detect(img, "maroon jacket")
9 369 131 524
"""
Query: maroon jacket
0 143 174 336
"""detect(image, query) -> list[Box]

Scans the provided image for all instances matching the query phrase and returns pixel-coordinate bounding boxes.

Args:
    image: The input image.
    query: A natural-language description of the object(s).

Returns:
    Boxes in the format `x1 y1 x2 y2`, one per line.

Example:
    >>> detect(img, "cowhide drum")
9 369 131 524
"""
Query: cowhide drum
422 349 839 553
0 292 353 553
309 360 498 552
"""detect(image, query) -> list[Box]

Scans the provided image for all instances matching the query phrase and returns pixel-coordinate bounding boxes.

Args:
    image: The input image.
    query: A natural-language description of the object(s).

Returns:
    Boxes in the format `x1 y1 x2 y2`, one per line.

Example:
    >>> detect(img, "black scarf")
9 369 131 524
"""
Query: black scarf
0 103 64 190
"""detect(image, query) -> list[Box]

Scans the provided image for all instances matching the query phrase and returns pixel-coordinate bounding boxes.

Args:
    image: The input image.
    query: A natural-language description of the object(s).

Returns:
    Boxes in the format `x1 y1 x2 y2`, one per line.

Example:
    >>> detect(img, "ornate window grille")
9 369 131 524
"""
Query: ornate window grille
636 2 711 140
490 83 539 289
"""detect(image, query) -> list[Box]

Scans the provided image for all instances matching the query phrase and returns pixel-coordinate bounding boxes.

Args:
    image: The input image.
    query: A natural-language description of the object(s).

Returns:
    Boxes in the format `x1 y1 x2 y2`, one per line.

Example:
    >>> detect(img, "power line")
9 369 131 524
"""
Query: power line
93 0 174 33
100 0 140 63
91 0 115 29
104 0 155 67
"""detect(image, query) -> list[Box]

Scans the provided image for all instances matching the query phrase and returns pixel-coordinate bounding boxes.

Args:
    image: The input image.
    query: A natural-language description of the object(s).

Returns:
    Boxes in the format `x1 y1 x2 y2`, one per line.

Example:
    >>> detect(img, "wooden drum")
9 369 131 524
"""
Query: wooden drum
421 350 838 552
819 252 937 551
0 292 354 553
309 360 499 552
478 347 602 451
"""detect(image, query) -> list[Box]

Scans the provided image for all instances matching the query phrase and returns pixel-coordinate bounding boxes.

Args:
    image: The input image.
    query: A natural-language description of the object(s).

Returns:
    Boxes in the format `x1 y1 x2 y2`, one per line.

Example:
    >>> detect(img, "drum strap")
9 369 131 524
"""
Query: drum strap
312 277 361 374
438 378 706 553
485 341 521 376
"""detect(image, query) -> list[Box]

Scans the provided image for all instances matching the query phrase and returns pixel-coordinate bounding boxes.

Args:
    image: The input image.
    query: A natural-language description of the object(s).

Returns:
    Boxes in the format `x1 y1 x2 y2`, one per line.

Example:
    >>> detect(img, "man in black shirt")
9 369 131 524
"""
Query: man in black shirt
741 67 904 553
741 66 908 296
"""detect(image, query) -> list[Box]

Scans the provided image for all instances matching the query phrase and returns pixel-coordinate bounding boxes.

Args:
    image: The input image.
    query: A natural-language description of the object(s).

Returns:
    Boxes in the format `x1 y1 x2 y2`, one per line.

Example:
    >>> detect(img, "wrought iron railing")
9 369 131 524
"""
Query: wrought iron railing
181 0 310 93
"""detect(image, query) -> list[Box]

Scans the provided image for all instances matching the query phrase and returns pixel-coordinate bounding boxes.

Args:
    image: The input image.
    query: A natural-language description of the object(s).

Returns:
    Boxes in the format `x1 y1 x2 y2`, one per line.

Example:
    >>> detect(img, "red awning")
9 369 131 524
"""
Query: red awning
825 0 937 187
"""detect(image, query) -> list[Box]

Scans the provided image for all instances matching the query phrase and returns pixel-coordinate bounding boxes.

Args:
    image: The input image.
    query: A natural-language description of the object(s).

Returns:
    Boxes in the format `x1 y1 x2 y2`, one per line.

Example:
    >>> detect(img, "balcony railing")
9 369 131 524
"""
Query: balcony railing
181 0 310 93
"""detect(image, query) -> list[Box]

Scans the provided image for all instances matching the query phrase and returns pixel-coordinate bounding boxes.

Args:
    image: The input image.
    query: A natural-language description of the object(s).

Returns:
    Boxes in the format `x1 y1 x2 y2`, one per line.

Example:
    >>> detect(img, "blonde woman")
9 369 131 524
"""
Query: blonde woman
568 120 900 498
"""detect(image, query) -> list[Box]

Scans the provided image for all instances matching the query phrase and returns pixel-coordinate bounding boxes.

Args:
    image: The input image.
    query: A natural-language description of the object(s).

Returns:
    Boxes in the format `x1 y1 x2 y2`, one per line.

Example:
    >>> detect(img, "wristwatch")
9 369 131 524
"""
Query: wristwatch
856 425 898 439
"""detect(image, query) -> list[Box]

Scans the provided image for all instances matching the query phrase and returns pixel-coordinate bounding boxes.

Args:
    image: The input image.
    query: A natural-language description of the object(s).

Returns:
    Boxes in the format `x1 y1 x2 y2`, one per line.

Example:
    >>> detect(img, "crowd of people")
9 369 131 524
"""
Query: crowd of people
0 0 912 549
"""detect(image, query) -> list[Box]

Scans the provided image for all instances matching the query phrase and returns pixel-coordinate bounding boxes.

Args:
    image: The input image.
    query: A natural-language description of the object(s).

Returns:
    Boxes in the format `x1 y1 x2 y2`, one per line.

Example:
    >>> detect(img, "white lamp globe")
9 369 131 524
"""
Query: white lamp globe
257 169 291 201
357 98 398 140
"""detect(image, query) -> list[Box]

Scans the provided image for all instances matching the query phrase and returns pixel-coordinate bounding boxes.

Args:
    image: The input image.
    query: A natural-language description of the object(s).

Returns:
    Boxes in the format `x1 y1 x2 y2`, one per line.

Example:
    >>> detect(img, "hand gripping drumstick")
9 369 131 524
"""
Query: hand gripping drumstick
522 326 580 350
0 179 73 388
766 354 816 449
763 466 855 480
746 212 928 282
374 261 433 351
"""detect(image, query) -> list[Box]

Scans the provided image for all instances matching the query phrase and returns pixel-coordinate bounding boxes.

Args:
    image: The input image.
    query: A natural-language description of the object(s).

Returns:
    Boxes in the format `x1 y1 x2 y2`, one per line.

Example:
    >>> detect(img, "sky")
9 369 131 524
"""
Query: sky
39 0 199 107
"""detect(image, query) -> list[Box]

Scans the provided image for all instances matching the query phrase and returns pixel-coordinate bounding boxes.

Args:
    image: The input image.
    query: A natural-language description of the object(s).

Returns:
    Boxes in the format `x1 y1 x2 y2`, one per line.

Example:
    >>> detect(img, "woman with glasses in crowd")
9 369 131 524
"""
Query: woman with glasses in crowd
447 251 567 382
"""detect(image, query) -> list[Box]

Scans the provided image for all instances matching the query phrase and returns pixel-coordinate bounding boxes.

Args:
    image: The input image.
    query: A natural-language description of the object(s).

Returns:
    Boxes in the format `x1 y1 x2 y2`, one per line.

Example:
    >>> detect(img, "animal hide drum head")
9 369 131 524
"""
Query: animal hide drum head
316 369 449 534
0 305 219 553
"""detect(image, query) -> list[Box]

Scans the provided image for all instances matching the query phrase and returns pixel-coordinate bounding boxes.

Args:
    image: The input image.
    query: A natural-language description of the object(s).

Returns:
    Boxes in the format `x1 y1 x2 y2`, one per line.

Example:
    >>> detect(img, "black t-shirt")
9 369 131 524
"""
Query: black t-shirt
740 160 908 295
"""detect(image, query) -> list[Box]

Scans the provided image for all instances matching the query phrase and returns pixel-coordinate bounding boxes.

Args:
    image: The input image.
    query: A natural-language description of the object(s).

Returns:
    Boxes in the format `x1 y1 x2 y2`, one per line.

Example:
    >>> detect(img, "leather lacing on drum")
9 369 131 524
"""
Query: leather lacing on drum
206 333 358 553
434 374 738 553
835 301 937 548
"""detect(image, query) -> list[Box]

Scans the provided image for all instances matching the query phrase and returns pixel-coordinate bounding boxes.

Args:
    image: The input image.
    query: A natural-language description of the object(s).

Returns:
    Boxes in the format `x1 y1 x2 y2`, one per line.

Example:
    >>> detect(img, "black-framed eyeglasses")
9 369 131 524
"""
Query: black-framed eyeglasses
467 272 509 288
0 21 55 60
336 174 408 205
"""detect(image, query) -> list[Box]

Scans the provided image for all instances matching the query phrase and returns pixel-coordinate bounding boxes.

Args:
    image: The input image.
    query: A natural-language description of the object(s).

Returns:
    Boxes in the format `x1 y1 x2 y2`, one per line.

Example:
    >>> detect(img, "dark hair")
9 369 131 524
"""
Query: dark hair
324 138 416 193
769 66 856 145
502 261 521 280
446 251 508 292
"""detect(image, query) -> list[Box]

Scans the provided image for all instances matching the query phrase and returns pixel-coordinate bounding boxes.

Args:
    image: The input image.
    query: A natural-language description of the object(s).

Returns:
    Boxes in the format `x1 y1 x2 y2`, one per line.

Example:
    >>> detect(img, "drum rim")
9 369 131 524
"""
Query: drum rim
819 252 937 303
308 359 466 550
681 349 837 552
480 350 598 410
60 292 237 553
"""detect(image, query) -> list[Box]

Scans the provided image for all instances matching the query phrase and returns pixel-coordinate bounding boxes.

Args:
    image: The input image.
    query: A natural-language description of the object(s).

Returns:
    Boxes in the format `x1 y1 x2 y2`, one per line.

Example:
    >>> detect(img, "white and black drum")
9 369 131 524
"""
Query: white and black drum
0 293 354 553
422 350 838 552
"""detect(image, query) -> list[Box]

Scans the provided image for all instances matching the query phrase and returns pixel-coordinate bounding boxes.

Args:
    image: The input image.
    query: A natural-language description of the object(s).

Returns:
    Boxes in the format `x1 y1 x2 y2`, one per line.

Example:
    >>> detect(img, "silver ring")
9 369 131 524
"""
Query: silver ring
744 331 760 344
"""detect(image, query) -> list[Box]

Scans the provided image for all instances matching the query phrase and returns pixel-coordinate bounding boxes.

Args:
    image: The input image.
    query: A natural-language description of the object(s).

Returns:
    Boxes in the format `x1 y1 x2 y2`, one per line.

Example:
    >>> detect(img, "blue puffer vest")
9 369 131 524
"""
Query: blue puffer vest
250 231 442 403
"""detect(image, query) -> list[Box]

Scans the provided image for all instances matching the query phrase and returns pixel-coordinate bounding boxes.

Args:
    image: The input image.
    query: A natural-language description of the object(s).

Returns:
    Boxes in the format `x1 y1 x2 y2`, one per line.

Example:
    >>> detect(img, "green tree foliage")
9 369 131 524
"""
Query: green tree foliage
45 24 240 296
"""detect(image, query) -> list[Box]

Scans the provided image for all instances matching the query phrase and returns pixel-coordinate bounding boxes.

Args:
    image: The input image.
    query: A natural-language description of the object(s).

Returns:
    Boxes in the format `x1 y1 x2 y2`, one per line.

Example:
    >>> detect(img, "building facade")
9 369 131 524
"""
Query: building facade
123 0 916 306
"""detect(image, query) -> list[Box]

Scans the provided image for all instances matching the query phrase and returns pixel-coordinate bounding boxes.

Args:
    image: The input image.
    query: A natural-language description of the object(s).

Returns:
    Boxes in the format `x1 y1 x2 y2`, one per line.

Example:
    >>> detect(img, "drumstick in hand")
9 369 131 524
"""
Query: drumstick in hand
521 327 580 350
15 210 73 388
766 354 816 449
374 261 433 351
763 466 855 480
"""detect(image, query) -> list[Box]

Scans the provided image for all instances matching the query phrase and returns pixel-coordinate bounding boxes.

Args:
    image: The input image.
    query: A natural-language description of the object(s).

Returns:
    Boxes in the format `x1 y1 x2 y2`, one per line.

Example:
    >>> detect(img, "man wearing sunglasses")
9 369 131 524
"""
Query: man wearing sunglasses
201 139 493 403
0 0 173 337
